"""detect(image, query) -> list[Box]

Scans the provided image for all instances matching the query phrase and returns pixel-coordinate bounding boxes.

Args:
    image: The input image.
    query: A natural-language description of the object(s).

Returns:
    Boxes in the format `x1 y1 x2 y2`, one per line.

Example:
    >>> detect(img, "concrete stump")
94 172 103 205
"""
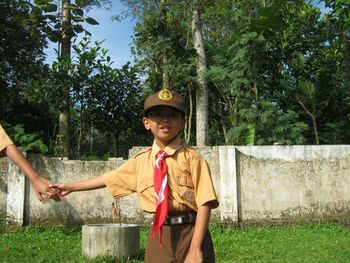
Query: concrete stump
82 223 140 259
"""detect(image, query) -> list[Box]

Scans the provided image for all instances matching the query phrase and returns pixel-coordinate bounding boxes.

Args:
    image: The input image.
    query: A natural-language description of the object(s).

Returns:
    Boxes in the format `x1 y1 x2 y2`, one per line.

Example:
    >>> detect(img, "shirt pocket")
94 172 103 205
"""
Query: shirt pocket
138 176 154 194
174 173 196 207
137 176 156 212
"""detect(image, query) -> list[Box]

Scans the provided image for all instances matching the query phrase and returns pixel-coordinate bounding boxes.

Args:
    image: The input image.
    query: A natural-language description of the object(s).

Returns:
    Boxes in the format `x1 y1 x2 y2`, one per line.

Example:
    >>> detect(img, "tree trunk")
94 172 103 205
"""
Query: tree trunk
192 0 208 146
58 0 71 158
298 98 319 145
184 84 193 144
218 103 228 144
220 118 228 144
114 131 119 157
90 122 93 155
111 133 117 157
162 56 170 88
160 0 170 88
77 123 82 157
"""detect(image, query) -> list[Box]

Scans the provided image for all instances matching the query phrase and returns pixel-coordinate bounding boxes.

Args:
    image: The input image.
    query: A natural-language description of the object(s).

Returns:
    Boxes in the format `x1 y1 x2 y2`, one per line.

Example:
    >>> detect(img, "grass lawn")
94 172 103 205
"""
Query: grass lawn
0 223 349 262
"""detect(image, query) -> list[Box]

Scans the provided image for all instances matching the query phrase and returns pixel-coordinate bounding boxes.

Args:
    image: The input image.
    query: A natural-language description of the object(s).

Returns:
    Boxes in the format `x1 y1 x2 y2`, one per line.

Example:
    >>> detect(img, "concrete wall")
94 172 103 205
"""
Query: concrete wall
0 159 8 212
1 145 349 226
235 145 350 224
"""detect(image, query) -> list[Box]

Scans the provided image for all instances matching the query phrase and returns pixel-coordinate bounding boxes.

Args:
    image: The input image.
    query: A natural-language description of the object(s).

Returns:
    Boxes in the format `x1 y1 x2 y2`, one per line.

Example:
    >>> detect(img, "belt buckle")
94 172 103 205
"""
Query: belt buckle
170 216 184 225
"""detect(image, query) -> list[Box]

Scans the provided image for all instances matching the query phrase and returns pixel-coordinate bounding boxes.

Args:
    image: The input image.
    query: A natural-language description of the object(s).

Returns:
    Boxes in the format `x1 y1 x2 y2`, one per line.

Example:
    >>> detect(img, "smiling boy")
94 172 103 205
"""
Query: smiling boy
50 88 219 262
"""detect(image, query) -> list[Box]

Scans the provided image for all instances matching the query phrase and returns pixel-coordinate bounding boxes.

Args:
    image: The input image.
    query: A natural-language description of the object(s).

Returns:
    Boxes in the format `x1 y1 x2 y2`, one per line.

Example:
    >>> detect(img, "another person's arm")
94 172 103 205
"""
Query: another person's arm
49 175 106 196
184 203 211 263
3 144 60 203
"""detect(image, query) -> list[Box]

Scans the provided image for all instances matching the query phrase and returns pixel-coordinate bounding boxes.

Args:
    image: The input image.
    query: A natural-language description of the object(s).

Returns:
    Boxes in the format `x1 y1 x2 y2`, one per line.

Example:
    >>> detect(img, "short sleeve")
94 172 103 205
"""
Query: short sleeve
191 154 219 209
0 125 14 153
103 157 137 198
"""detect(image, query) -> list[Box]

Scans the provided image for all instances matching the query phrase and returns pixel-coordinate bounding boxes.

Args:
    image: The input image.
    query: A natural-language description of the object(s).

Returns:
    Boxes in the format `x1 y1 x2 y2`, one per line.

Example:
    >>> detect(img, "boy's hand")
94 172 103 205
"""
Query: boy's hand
184 247 203 263
49 183 72 197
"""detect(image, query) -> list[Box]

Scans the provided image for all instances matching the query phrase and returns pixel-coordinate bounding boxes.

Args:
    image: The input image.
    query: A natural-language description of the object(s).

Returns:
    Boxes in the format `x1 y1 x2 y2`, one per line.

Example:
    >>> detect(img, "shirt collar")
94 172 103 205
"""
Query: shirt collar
151 136 182 157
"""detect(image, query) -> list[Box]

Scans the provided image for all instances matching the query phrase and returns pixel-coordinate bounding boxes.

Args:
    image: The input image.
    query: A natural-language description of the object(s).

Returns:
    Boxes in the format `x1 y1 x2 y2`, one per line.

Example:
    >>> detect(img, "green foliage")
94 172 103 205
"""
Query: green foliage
2 0 350 157
130 1 196 91
252 0 290 36
50 34 146 158
206 0 349 145
290 53 306 74
0 0 48 98
1 123 48 154
324 0 350 33
298 80 315 100
85 17 99 25
30 0 100 44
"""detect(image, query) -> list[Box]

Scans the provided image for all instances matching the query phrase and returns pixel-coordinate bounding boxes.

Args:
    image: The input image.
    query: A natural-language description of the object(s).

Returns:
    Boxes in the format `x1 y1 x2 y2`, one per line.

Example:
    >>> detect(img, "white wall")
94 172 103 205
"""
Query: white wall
1 145 350 226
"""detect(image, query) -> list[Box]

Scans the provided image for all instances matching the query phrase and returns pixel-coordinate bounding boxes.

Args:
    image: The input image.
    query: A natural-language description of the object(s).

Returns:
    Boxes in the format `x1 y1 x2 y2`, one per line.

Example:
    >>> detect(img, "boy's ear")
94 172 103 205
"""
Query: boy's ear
143 117 151 130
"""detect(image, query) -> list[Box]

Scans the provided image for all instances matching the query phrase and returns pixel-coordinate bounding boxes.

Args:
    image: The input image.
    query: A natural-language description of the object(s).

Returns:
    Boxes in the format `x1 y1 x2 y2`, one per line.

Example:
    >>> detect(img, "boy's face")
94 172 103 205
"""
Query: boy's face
143 106 185 147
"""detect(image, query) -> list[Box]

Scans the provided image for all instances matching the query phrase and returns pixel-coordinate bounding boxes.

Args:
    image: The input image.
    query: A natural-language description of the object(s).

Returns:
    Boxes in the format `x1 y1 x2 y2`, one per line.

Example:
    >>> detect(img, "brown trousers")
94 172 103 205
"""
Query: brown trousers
144 224 215 263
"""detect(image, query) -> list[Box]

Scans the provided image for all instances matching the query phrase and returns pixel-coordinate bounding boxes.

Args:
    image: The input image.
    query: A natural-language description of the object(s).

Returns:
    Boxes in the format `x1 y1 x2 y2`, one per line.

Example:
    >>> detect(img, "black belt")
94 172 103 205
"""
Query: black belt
163 212 197 226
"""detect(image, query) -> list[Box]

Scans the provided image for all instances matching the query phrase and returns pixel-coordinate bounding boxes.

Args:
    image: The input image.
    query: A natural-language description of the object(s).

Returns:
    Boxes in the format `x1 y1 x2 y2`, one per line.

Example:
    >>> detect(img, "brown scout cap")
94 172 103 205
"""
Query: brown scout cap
143 88 185 116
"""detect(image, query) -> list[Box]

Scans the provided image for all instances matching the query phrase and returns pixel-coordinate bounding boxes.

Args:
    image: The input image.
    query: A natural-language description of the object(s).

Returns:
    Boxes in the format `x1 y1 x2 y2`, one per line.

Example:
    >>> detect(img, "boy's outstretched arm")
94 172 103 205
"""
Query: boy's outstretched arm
4 144 60 203
185 203 212 263
49 175 106 196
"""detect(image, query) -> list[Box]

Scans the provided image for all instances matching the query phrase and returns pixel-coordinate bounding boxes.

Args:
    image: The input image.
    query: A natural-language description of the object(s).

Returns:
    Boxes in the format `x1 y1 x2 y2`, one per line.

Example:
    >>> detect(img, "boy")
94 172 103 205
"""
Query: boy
50 88 219 262
0 124 60 203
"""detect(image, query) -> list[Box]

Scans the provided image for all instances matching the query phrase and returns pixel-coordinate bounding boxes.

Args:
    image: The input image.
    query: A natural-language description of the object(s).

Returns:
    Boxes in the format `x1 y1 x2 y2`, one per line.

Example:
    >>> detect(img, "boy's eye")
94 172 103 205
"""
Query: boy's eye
147 108 182 118
148 112 160 117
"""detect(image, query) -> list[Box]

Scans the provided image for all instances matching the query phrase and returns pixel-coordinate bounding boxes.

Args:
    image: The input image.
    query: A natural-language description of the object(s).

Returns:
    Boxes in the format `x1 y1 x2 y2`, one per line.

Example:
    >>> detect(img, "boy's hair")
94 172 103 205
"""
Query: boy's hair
143 88 185 117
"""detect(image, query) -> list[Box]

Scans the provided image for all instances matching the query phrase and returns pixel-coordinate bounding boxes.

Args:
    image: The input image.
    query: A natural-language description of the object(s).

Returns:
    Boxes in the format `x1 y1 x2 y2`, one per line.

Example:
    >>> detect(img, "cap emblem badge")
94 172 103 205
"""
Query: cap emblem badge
158 88 172 101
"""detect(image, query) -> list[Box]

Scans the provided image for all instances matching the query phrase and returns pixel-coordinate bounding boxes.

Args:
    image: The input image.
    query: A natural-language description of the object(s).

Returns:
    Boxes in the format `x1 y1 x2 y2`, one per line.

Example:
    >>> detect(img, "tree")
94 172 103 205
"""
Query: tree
120 0 198 144
56 35 145 158
192 0 209 146
41 0 100 158
58 0 72 158
323 0 350 93
206 0 340 145
0 0 55 138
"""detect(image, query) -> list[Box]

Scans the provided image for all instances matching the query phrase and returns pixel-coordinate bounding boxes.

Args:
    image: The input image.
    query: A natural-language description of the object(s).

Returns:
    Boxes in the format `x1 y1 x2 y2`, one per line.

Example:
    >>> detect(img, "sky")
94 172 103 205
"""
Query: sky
45 1 136 68
45 1 329 68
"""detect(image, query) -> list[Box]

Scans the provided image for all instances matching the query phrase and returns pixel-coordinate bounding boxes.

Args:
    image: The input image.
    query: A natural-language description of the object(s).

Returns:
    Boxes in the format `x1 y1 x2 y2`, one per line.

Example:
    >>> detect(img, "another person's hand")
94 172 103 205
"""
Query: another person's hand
31 176 61 203
3 144 61 203
49 182 72 197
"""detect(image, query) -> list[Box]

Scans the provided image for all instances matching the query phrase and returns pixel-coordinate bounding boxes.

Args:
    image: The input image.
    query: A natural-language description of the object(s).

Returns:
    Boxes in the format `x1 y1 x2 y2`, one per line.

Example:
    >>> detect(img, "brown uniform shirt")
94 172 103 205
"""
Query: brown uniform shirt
103 136 219 213
0 125 13 152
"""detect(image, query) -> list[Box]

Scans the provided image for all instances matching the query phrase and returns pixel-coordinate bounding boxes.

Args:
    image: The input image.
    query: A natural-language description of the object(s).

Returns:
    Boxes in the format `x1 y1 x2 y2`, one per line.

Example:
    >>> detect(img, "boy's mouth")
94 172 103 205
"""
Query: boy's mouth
160 126 171 132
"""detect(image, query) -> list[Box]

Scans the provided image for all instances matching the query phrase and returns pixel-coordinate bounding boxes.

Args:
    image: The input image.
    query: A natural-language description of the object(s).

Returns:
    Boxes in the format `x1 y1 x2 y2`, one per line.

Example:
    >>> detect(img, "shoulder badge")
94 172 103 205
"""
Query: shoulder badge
158 88 172 101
